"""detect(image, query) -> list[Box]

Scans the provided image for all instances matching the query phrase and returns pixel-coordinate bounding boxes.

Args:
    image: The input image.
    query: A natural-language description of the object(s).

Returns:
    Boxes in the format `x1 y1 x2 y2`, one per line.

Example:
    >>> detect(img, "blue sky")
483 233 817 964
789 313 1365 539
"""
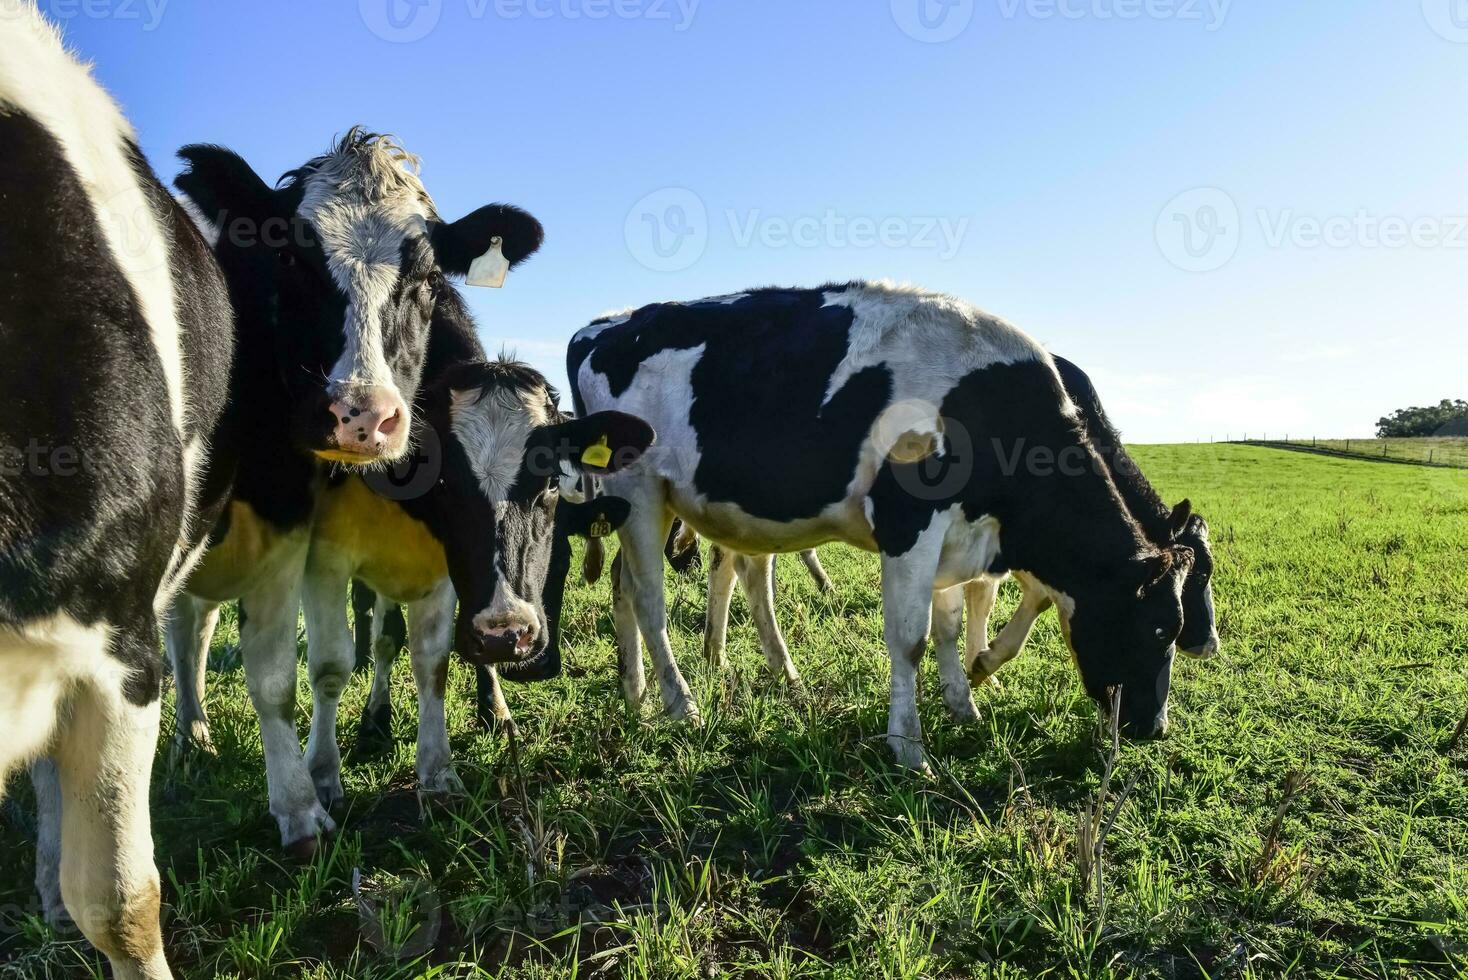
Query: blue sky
56 0 1468 441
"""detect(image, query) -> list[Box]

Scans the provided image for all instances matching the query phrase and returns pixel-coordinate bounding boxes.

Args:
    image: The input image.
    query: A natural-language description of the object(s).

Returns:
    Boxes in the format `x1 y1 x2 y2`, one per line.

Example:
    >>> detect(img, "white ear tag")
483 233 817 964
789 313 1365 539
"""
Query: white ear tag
466 236 508 288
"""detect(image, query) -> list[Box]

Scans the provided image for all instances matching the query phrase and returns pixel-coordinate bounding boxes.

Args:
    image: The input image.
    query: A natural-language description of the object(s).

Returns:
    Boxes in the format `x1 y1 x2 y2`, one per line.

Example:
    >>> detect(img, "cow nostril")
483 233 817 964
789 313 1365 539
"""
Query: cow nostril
377 409 402 437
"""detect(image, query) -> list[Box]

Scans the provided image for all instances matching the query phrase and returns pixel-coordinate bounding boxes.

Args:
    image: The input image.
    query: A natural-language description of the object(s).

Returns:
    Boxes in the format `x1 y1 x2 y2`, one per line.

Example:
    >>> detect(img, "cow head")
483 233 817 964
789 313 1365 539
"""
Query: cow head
1167 501 1219 659
1060 545 1194 739
175 128 544 466
419 359 654 667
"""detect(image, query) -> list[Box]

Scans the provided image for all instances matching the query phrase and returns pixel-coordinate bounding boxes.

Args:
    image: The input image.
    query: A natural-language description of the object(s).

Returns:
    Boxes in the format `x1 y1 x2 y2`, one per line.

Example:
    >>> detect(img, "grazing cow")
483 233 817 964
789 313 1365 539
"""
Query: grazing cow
0 8 232 978
302 344 651 792
695 356 1219 688
964 355 1218 681
162 130 544 853
570 283 1195 766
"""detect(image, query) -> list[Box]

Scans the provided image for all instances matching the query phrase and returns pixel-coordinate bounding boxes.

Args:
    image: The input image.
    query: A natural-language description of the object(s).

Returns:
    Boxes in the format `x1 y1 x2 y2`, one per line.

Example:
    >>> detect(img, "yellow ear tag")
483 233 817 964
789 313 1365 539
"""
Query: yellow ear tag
588 514 613 539
581 436 613 469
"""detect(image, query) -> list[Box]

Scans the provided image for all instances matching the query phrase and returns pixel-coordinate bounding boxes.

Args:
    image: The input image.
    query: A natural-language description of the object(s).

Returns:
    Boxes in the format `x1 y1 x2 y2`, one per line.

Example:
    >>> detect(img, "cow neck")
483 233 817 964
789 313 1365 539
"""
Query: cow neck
1054 356 1174 546
989 441 1151 599
394 284 487 529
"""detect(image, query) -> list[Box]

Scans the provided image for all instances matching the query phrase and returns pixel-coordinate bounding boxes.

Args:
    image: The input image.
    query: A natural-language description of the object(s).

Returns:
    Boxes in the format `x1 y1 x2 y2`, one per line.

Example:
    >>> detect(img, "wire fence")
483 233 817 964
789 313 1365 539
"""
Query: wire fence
1224 436 1468 469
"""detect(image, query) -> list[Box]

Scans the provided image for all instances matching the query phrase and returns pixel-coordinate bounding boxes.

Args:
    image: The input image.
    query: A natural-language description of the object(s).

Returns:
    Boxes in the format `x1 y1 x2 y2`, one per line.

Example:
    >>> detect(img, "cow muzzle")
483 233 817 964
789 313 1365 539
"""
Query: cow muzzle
462 598 542 665
319 386 410 464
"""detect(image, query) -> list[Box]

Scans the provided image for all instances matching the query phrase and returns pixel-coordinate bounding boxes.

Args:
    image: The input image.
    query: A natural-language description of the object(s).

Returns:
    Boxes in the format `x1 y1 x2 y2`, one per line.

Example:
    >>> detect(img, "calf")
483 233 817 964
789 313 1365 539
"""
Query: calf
162 130 544 853
301 345 650 798
1 8 232 978
571 283 1194 767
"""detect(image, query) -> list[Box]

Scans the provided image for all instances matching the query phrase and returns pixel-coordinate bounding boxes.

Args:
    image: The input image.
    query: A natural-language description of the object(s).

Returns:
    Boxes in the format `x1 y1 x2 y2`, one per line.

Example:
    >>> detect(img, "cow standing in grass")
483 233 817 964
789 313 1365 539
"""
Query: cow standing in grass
305 350 652 782
692 354 1220 688
0 8 232 978
160 131 545 854
570 283 1195 767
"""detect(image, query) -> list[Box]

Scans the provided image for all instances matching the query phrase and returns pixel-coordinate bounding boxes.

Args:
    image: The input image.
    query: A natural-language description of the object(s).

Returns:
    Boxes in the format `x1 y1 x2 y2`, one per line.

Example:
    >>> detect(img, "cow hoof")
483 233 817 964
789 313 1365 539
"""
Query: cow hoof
945 696 981 725
286 834 320 863
354 704 394 758
314 777 345 811
666 698 704 726
420 766 466 798
279 805 336 860
888 736 930 773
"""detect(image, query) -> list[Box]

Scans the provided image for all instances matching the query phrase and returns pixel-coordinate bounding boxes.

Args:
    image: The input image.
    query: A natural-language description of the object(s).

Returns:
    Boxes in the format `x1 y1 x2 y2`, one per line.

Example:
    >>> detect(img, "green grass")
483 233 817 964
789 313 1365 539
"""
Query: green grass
1243 437 1468 468
3 444 1468 979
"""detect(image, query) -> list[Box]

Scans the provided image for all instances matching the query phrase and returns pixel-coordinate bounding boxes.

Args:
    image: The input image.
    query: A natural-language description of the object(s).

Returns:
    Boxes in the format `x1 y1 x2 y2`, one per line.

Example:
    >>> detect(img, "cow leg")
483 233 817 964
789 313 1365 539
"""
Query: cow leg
53 635 173 980
479 665 517 738
879 520 948 771
407 580 464 796
702 545 737 670
971 573 1052 683
932 585 979 722
801 549 834 594
302 569 357 812
30 757 66 927
163 595 221 754
962 577 1002 689
613 491 699 722
240 557 334 856
610 550 646 707
583 536 608 585
356 594 401 757
734 553 803 690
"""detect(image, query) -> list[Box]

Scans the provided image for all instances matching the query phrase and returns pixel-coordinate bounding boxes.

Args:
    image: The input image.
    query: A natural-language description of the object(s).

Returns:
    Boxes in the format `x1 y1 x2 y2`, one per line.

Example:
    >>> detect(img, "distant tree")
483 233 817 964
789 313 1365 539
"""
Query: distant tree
1376 399 1468 438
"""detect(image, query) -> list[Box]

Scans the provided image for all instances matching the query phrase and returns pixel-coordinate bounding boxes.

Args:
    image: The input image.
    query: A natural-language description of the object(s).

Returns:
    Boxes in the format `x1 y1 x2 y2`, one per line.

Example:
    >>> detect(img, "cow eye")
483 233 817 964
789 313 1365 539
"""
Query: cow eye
277 248 296 268
1154 627 1167 641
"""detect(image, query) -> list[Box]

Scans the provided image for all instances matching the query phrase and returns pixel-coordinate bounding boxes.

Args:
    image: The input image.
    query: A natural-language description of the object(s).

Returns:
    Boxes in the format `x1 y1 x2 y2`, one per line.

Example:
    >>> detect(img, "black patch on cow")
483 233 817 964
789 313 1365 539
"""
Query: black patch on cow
0 113 231 706
569 289 892 522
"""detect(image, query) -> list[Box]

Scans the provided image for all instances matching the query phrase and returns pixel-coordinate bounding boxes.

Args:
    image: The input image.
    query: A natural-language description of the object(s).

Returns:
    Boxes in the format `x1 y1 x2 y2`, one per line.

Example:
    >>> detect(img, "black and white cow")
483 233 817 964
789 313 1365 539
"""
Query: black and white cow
160 130 545 853
1 8 233 978
299 338 650 796
693 355 1219 689
965 354 1219 682
570 283 1196 767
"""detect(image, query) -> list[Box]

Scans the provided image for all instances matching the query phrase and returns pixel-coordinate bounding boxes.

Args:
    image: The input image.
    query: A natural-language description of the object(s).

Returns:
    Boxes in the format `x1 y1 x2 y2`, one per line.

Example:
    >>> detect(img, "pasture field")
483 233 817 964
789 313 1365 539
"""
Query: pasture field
2 444 1467 979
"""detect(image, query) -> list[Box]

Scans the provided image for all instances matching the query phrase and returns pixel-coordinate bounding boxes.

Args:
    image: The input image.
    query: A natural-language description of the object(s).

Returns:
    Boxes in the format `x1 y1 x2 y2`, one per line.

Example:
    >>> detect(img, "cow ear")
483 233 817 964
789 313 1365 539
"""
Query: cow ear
430 204 544 287
558 496 632 540
1168 499 1193 539
1137 546 1193 594
536 411 654 476
175 145 278 226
